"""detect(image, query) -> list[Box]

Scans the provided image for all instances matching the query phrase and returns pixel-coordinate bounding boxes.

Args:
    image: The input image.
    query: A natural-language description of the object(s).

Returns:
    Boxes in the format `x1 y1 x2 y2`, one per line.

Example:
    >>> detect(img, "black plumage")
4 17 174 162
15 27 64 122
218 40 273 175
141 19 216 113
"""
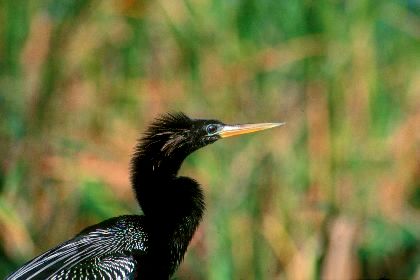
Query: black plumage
7 112 282 280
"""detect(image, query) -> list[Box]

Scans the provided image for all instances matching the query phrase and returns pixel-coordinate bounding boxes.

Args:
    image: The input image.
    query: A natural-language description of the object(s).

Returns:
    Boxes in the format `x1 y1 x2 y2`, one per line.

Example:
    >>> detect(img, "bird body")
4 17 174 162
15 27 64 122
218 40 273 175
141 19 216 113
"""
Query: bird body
7 113 283 279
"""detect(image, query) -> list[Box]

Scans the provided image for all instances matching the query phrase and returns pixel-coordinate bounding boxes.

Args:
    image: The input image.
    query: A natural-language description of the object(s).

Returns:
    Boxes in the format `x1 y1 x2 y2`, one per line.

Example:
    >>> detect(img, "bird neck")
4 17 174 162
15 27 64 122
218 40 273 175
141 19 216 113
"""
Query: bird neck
131 148 204 226
132 150 205 276
132 149 185 182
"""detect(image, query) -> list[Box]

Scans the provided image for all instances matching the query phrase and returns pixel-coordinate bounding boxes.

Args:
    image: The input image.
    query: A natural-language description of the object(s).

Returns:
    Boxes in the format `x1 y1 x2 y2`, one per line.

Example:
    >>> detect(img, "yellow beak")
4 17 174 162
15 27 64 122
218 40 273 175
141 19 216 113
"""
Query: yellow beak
218 122 285 138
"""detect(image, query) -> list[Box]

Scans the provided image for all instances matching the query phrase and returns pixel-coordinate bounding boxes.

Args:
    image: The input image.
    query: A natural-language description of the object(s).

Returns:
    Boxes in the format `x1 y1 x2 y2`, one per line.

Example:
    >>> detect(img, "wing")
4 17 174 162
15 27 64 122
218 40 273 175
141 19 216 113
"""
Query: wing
50 254 138 280
7 215 148 280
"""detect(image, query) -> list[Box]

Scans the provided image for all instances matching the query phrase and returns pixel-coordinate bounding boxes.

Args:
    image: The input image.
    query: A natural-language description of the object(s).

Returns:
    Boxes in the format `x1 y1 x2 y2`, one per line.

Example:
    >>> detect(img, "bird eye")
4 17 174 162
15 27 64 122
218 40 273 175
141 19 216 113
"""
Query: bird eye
206 124 218 135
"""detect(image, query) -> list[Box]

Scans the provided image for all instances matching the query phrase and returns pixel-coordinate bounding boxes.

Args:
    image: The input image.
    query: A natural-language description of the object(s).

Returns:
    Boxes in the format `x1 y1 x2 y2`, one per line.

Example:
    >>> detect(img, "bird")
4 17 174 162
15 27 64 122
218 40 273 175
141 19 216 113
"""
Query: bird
7 112 283 280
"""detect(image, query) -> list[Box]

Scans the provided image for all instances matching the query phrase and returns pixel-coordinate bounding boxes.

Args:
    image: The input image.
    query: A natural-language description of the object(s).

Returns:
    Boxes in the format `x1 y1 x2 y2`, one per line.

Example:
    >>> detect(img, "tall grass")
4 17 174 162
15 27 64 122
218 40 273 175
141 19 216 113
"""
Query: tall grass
0 0 419 279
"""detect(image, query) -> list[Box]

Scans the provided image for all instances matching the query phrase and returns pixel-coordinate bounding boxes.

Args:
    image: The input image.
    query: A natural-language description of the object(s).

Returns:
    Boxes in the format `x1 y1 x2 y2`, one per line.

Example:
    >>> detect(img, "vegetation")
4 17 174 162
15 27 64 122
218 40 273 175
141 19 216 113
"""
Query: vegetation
0 0 419 279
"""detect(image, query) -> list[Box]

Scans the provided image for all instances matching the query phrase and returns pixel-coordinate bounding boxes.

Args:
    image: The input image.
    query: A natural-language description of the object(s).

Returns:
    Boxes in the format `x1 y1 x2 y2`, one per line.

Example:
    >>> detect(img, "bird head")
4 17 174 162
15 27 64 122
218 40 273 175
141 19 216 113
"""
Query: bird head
138 112 284 163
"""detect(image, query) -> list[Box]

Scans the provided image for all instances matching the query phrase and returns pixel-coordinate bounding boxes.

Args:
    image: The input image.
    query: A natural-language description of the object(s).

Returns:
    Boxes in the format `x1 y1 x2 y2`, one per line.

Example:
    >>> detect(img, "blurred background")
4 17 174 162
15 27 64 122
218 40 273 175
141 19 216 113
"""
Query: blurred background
0 0 419 279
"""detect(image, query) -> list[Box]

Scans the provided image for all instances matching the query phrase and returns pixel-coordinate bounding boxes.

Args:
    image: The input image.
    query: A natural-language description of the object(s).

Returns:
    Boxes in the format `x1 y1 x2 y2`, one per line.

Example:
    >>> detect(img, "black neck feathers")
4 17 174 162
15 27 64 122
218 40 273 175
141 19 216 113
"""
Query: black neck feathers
130 113 206 276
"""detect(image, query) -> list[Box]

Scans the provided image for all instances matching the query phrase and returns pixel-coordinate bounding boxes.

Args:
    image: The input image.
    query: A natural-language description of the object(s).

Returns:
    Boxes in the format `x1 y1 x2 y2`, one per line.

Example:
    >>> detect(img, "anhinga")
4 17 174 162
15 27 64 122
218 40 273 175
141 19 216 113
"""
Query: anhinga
8 112 283 280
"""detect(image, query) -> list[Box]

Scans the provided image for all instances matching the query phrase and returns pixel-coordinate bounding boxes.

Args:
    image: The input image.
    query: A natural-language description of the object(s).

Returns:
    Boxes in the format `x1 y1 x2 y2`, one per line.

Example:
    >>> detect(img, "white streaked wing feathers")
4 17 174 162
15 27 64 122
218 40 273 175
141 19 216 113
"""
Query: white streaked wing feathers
7 217 148 280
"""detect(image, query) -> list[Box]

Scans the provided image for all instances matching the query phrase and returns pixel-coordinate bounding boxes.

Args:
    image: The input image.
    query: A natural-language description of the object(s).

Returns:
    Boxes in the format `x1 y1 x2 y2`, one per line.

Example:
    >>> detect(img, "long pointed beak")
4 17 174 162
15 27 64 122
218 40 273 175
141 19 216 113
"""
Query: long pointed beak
218 122 285 138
